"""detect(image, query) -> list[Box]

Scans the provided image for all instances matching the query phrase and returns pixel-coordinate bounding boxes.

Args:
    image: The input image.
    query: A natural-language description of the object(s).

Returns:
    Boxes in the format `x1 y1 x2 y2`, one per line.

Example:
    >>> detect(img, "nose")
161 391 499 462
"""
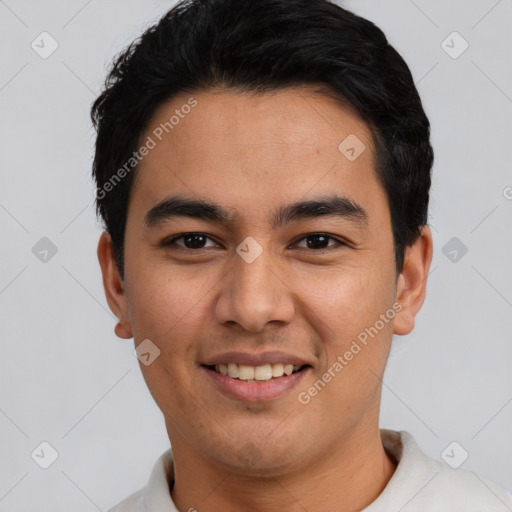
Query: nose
214 244 295 332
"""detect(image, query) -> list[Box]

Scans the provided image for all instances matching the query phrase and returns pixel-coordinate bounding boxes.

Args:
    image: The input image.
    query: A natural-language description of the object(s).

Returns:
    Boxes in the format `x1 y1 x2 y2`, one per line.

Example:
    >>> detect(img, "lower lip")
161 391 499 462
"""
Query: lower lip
202 366 311 402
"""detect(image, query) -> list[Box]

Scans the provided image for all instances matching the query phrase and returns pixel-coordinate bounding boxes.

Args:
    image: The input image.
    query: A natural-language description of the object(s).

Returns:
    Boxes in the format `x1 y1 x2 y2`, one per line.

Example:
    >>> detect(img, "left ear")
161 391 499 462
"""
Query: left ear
393 225 433 335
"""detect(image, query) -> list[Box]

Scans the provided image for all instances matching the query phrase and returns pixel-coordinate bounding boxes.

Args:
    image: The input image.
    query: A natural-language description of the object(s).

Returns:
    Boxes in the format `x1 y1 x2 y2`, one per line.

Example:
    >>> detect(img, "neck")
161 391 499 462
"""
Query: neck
169 426 397 512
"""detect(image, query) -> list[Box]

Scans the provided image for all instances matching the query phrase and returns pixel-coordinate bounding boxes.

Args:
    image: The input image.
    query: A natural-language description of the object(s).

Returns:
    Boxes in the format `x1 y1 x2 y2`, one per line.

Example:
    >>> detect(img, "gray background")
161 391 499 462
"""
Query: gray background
1 0 511 510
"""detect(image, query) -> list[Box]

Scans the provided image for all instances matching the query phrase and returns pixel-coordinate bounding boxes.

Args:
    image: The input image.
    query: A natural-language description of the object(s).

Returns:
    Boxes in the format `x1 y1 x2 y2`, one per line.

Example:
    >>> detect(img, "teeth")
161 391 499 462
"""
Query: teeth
227 363 238 378
254 364 272 380
213 363 303 381
284 364 294 376
238 365 255 380
272 363 284 377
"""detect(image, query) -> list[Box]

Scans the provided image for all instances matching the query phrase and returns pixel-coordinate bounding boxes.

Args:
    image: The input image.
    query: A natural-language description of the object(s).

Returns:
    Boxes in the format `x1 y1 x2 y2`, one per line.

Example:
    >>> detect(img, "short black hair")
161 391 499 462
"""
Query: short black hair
91 0 433 280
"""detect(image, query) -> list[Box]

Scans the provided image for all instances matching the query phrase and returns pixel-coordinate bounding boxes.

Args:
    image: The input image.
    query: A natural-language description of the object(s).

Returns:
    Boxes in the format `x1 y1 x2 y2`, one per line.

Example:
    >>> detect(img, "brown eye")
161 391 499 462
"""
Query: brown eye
294 233 343 250
164 233 218 250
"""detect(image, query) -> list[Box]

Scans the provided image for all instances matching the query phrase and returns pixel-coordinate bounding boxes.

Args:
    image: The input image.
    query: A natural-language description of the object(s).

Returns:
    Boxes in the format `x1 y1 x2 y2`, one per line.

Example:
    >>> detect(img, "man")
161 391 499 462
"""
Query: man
92 0 512 510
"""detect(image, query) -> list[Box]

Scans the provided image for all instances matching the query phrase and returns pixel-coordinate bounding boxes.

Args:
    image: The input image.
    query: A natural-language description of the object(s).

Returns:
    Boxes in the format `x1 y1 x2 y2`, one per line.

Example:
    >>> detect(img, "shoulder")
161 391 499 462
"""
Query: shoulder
424 455 512 509
106 488 144 512
105 448 175 512
374 430 512 511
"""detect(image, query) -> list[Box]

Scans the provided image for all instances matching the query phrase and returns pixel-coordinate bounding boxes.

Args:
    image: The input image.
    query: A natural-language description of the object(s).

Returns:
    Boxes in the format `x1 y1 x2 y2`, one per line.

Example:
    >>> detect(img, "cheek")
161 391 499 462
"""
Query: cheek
126 270 203 413
299 263 396 341
300 264 397 399
298 273 395 423
125 261 214 342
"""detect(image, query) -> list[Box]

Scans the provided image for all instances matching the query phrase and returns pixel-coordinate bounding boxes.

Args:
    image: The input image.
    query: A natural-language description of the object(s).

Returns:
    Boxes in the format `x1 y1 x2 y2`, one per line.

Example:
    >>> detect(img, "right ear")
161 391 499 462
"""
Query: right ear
97 232 133 339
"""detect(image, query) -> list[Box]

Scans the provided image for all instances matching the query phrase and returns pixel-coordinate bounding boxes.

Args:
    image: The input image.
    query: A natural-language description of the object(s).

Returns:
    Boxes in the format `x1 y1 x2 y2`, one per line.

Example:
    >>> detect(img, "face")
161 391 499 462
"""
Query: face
99 86 431 475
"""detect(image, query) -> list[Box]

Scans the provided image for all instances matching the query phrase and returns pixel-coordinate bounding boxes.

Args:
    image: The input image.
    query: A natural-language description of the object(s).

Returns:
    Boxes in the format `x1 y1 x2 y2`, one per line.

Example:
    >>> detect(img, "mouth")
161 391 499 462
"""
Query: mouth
203 363 309 382
201 361 312 402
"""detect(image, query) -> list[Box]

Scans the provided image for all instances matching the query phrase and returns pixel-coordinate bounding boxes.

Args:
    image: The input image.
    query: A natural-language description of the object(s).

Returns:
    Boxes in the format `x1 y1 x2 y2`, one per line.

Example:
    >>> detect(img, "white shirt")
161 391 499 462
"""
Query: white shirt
108 429 512 511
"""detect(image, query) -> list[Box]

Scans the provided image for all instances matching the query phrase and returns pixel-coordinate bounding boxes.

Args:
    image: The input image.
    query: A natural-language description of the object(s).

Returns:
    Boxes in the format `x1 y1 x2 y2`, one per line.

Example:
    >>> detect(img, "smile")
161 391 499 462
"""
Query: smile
208 363 305 382
202 362 311 402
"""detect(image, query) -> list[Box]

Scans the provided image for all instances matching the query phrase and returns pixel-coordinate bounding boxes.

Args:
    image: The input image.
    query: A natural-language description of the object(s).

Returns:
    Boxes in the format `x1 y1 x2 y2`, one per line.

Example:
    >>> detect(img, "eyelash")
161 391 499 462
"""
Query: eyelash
162 232 347 251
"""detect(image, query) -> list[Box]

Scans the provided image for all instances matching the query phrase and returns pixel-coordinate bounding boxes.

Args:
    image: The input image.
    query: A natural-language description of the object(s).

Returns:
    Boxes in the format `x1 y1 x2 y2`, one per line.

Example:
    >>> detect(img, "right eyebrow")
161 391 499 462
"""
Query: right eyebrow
145 195 233 228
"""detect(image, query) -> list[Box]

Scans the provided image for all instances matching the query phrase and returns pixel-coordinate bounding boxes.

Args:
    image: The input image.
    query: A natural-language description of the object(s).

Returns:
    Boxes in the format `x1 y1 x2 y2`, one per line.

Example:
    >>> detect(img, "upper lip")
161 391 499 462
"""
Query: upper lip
202 350 312 367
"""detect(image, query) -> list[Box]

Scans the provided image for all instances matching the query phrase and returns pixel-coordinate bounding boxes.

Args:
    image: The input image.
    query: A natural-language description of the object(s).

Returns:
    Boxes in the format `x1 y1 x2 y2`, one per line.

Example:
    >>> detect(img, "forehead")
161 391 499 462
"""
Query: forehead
129 86 387 228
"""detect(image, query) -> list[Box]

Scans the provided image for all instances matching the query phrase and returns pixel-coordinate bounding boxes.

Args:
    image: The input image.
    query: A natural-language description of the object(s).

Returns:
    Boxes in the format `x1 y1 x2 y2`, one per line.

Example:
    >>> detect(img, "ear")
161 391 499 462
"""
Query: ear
97 232 133 339
393 225 433 336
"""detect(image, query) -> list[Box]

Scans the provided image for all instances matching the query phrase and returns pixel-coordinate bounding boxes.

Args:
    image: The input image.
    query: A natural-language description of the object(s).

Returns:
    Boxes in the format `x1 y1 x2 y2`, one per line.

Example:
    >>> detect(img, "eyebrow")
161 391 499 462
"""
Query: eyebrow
144 194 368 229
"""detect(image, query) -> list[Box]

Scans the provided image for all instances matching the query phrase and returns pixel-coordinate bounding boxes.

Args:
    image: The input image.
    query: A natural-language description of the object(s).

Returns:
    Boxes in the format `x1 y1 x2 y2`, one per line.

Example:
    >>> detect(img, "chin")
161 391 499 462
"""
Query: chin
218 450 301 477
206 431 308 477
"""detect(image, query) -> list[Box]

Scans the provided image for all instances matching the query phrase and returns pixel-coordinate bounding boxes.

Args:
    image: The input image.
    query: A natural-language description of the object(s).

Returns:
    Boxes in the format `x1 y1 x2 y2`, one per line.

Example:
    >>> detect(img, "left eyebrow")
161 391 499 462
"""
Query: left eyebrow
144 194 368 229
271 195 368 229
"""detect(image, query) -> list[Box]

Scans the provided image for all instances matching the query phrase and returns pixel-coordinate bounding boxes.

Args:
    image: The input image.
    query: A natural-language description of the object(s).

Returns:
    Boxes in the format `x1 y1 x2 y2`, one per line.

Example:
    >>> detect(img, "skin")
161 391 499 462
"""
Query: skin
98 86 433 512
